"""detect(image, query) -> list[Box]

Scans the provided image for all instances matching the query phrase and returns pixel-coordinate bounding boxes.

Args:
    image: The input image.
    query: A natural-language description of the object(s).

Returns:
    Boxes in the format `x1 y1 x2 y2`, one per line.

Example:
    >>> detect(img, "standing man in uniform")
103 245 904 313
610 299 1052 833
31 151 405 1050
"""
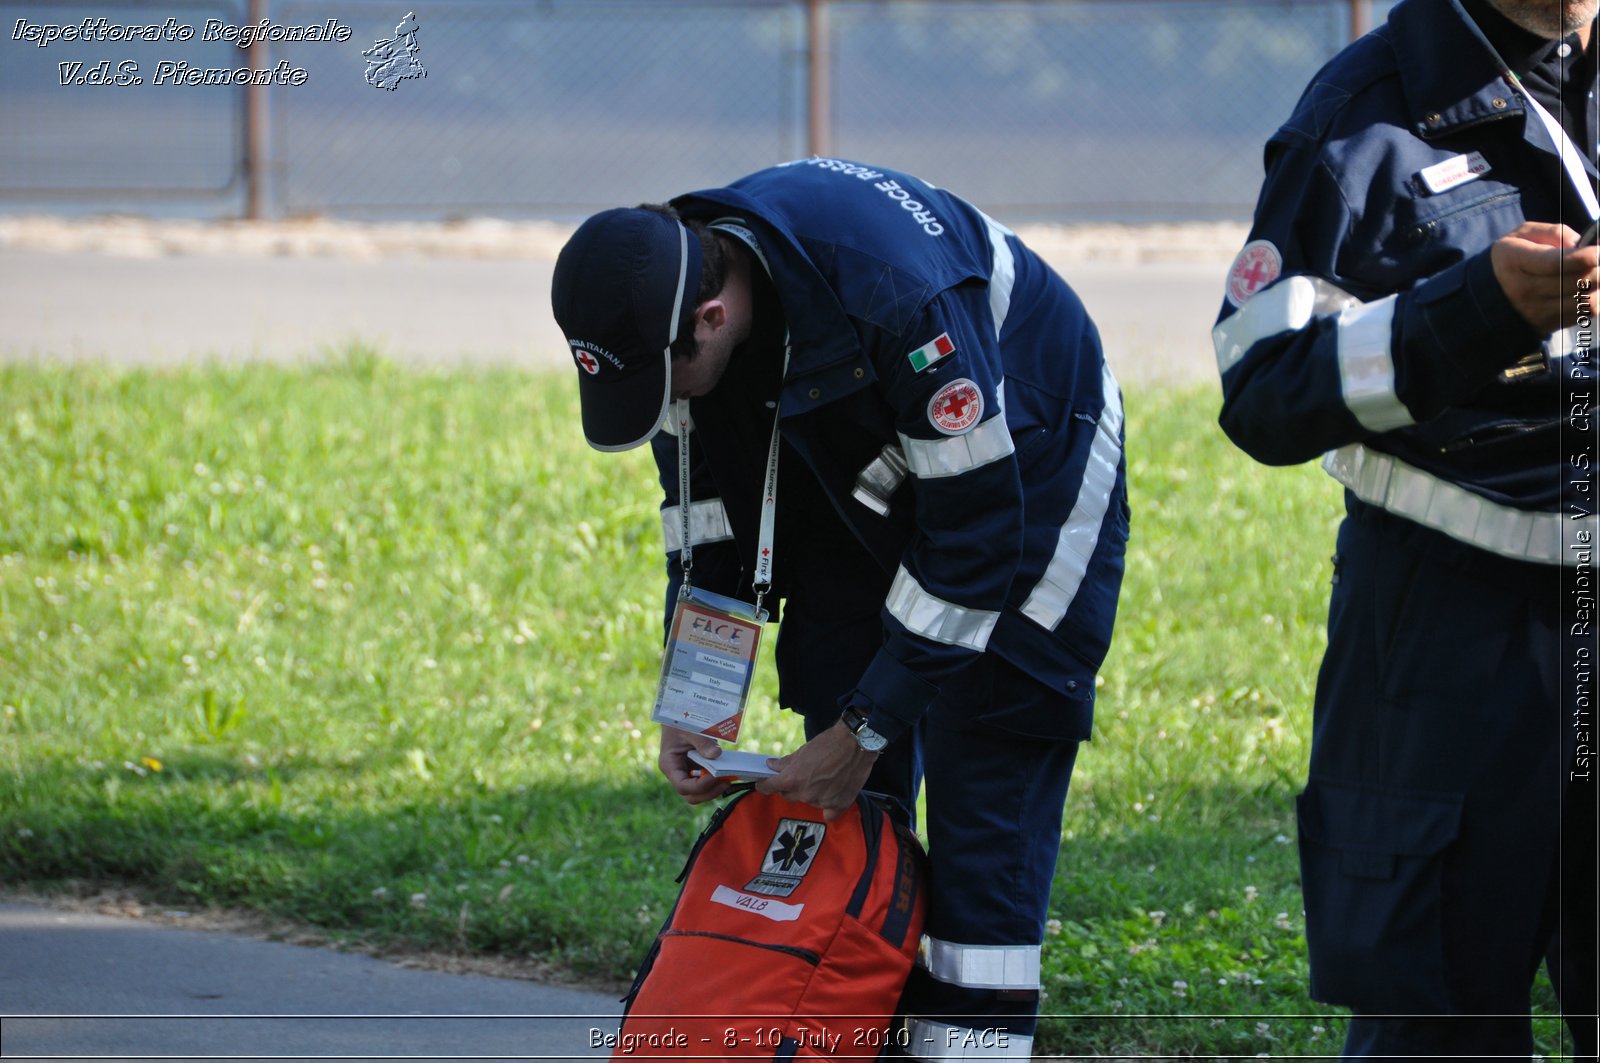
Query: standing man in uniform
1214 1 1599 1057
552 157 1129 1059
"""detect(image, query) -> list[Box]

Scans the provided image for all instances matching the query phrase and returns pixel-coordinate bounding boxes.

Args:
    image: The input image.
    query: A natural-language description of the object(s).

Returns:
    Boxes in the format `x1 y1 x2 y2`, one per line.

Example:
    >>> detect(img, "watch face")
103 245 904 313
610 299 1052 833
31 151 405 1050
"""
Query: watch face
843 709 885 751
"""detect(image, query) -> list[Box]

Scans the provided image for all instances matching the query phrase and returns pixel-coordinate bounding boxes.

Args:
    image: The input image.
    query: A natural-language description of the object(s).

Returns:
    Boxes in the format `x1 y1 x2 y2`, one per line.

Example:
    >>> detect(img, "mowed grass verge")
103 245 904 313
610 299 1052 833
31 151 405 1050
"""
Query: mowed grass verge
0 355 1566 1058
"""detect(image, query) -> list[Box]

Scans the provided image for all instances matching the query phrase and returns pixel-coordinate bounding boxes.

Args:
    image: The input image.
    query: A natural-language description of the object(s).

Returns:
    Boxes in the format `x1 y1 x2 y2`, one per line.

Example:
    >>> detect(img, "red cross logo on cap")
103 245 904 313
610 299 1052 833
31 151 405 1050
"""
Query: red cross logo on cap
573 347 600 375
928 378 983 435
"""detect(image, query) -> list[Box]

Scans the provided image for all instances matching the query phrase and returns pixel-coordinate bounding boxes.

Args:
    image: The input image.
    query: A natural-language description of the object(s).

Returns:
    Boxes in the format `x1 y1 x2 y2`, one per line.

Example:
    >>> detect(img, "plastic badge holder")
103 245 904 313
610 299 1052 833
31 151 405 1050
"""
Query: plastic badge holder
651 585 766 743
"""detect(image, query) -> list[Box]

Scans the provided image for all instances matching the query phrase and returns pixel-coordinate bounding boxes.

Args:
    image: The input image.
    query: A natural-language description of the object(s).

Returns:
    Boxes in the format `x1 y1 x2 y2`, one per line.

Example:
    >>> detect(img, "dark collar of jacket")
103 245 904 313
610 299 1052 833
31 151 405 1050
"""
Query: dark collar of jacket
671 185 868 412
1387 0 1530 140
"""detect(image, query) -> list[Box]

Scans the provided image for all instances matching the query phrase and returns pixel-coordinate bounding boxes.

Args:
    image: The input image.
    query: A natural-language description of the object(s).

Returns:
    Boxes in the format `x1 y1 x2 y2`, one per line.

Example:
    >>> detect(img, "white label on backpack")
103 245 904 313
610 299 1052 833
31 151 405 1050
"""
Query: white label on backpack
711 885 804 922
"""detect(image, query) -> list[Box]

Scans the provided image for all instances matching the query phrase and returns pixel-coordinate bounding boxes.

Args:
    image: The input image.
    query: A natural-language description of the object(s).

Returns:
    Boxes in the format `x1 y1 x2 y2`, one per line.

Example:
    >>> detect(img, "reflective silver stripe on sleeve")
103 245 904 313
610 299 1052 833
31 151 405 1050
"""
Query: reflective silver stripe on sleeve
899 416 1015 479
981 212 1016 338
1019 362 1124 631
660 499 732 554
925 937 1042 990
1324 444 1591 566
853 444 910 516
905 1019 1033 1062
1212 275 1360 376
886 565 999 652
1336 293 1412 432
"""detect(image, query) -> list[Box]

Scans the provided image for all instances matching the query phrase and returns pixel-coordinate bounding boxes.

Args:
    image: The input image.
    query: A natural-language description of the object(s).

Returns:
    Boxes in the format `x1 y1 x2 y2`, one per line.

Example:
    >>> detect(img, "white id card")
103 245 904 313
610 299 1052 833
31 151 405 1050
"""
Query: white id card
651 586 767 742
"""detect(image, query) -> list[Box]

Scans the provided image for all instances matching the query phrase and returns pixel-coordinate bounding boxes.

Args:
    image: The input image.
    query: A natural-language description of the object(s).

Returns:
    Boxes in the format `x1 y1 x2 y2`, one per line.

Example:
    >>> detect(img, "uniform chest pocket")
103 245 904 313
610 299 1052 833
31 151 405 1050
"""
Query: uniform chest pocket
1394 185 1524 252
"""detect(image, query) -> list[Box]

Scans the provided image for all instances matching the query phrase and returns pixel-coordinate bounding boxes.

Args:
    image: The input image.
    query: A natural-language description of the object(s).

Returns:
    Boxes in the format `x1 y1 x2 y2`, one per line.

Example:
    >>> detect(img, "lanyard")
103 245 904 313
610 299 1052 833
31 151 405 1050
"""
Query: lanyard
1509 75 1600 221
1507 70 1600 364
674 349 788 616
674 217 789 615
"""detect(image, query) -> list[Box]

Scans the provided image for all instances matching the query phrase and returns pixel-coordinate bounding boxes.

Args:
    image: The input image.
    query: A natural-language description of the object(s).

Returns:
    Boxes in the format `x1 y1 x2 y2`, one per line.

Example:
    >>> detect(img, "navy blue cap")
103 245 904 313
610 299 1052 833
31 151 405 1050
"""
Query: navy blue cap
551 208 703 452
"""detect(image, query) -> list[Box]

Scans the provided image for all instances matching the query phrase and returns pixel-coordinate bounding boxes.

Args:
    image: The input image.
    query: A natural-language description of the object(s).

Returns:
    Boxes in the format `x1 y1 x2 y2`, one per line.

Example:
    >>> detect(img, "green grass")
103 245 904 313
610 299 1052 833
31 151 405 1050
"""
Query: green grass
0 355 1568 1058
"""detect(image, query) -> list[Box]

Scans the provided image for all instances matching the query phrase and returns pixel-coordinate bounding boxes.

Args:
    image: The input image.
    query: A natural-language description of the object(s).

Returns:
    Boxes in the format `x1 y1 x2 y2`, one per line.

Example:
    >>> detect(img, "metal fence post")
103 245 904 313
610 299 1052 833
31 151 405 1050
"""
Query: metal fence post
806 0 830 158
1351 0 1370 39
243 0 269 219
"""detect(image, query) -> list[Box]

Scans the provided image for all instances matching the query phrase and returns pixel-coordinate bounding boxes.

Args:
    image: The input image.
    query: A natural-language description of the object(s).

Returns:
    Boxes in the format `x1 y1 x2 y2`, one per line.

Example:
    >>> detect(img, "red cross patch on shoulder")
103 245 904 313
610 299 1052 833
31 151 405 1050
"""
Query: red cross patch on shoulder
928 378 983 435
1226 240 1282 308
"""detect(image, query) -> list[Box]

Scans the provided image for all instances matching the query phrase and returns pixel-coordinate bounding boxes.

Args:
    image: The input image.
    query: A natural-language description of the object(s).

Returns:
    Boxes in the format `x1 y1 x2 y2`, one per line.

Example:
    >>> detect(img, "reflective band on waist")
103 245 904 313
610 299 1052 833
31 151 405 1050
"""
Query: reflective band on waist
900 415 1015 479
1020 361 1124 630
925 937 1042 990
905 1019 1034 1062
1336 293 1413 432
1323 444 1592 565
661 499 733 554
885 566 999 652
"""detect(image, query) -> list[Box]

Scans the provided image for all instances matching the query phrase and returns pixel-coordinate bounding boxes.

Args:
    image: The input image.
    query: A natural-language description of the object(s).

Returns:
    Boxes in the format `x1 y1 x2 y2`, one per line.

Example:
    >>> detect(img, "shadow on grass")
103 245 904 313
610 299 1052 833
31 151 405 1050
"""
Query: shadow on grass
1 767 1573 1060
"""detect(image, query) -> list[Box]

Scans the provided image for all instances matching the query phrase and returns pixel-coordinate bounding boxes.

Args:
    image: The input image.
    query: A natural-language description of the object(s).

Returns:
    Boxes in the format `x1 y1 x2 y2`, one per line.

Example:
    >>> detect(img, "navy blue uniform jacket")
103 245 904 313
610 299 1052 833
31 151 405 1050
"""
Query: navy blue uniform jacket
1213 0 1597 564
654 158 1129 744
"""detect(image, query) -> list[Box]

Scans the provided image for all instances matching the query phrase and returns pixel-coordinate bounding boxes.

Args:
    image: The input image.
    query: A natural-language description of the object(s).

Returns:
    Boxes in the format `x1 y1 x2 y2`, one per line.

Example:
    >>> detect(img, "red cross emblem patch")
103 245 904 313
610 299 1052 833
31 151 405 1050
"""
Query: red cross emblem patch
572 346 600 375
928 378 983 435
1226 240 1282 308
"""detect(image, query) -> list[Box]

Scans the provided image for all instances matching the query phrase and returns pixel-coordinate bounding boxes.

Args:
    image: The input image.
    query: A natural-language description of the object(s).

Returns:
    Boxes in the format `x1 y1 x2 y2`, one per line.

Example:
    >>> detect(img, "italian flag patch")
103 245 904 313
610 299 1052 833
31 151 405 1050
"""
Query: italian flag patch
907 332 956 373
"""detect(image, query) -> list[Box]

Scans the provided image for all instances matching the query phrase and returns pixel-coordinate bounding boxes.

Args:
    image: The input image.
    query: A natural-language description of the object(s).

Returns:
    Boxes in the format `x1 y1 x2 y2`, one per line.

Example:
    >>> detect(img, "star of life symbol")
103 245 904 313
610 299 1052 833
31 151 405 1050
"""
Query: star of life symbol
363 12 425 91
743 818 825 897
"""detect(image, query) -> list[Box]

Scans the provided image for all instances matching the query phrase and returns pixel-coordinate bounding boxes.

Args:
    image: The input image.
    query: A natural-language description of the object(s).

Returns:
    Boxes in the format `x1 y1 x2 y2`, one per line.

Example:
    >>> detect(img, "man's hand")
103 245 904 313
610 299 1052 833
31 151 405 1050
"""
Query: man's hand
755 722 878 822
1490 221 1600 334
659 726 733 805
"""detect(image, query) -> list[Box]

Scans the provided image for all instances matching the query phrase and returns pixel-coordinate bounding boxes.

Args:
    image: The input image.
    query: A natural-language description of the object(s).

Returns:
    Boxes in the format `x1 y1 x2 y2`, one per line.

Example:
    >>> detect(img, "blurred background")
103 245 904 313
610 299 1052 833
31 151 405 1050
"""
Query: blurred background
2 0 1397 222
0 0 1398 377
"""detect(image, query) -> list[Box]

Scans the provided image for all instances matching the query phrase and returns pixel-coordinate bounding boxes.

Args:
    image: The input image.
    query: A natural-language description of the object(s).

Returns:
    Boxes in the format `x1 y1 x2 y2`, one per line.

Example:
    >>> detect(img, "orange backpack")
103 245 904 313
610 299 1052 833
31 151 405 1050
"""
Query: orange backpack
610 788 927 1060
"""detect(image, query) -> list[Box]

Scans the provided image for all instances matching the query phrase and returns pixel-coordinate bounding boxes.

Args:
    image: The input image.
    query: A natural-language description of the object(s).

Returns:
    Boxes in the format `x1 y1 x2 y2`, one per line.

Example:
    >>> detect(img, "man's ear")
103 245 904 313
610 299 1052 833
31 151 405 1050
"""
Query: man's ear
695 298 728 335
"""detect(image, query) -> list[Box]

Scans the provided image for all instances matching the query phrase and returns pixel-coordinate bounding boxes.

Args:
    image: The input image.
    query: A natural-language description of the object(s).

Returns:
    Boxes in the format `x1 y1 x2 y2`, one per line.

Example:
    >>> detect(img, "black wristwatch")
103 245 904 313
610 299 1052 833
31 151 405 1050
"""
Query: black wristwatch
840 706 888 753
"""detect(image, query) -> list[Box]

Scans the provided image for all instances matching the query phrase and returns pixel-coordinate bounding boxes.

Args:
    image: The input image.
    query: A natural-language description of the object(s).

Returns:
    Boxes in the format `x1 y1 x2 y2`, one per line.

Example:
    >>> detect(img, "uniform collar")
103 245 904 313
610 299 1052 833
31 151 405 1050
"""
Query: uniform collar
1460 0 1582 77
671 186 863 386
1389 0 1526 138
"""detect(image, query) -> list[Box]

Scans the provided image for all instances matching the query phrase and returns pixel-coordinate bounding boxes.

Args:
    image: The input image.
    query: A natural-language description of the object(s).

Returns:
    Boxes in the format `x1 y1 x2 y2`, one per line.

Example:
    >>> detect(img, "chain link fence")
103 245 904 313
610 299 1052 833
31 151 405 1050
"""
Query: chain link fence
0 0 1399 222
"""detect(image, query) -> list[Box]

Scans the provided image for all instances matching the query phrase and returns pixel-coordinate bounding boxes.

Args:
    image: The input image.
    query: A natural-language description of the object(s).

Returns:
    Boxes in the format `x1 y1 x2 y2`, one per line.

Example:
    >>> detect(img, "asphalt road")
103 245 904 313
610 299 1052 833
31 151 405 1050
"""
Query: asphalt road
0 248 1228 388
0 901 622 1062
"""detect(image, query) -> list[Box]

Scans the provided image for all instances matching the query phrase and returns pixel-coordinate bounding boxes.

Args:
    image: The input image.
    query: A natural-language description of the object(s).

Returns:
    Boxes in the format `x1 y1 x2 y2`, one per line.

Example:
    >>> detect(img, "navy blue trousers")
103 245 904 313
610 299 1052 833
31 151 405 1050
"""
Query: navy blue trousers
1300 501 1597 1060
792 649 1080 1059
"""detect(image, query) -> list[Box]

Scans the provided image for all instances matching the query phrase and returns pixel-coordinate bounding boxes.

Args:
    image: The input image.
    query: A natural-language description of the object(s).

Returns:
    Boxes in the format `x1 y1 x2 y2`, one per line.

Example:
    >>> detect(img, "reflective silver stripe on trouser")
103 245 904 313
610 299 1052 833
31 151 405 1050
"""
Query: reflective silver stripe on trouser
1020 360 1124 630
1324 443 1595 565
1213 274 1360 376
660 499 733 554
1335 293 1413 432
885 566 999 651
927 937 1041 989
904 940 1041 1060
904 1019 1033 1061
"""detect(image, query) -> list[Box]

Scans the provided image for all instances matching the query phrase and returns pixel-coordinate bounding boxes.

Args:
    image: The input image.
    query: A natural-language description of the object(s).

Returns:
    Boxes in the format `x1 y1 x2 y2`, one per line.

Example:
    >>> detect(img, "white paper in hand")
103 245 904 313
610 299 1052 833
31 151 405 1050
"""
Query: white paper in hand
687 748 780 779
